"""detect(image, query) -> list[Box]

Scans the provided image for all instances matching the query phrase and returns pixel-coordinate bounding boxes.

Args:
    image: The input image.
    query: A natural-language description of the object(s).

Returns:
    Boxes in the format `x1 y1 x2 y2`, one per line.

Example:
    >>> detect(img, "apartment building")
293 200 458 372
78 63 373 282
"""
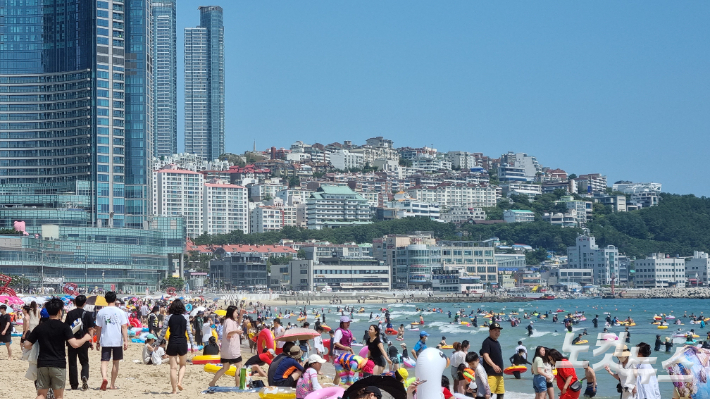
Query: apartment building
635 253 686 288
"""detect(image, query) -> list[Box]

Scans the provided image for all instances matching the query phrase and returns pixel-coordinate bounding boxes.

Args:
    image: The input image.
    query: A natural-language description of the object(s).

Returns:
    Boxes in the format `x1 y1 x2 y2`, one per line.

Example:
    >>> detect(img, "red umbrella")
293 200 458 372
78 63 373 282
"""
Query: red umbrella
275 328 321 342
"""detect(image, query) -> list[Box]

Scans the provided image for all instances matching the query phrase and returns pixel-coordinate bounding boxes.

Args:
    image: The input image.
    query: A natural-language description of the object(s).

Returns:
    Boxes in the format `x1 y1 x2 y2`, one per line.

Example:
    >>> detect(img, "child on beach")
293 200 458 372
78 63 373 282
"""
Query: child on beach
397 324 405 340
466 351 490 399
296 354 326 399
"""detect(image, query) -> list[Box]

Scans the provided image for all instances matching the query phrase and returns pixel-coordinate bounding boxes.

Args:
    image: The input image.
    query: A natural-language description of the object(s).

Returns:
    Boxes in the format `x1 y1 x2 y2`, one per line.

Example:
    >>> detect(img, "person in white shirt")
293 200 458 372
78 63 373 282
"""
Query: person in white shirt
313 326 326 356
201 320 213 345
151 340 168 365
142 335 157 364
515 341 528 359
95 291 128 391
274 318 285 352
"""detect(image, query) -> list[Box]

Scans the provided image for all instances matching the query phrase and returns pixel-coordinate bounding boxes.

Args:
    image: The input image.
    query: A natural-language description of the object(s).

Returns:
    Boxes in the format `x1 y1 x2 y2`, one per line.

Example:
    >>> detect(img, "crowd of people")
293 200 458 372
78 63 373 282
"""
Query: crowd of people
0 294 680 399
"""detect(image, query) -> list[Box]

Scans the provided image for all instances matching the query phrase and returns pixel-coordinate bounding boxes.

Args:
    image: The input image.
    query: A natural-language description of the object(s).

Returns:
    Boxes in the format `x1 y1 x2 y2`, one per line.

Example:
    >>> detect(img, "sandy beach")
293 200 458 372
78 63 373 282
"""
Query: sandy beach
1 334 336 399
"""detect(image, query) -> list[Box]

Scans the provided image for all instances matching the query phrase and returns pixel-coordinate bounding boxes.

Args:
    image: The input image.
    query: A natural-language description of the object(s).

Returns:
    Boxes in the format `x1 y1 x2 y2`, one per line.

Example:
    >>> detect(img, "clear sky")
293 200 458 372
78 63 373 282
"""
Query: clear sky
176 1 710 196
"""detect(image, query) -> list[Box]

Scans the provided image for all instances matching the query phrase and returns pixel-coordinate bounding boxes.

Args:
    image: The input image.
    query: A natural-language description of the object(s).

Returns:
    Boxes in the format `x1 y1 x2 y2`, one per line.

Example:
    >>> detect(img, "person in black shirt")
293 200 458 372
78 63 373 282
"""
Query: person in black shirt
203 336 220 355
654 335 662 352
24 298 92 398
0 304 12 359
592 315 598 328
64 295 95 391
508 348 531 379
481 322 505 398
527 322 534 337
147 306 160 335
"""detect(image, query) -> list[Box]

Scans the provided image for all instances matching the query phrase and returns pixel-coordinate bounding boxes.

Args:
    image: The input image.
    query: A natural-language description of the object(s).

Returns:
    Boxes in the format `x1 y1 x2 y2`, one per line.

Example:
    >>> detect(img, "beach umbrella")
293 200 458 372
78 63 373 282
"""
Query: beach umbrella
7 296 23 305
342 375 406 399
190 306 207 317
215 309 227 317
275 328 321 342
86 295 108 307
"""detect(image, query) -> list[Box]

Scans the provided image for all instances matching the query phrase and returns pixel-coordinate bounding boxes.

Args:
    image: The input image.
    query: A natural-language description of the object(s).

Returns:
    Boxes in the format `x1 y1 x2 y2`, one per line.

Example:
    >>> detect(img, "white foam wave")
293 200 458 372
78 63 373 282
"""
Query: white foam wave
530 331 551 338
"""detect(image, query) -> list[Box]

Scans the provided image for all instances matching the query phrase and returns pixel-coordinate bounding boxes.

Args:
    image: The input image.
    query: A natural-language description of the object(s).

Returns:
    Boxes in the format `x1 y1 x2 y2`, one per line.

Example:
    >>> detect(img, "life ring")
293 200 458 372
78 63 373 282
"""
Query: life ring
410 322 420 325
441 345 453 349
297 316 306 322
403 357 416 368
304 386 345 399
131 338 145 344
574 340 589 345
322 339 331 361
204 363 237 376
504 365 527 375
258 386 297 399
385 328 397 335
192 355 221 365
257 328 275 353
657 325 668 329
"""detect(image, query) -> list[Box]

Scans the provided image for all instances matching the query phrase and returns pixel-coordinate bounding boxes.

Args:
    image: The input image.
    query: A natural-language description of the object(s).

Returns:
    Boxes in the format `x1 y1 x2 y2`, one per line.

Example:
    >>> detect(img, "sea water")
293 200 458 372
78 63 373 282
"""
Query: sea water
302 297 709 399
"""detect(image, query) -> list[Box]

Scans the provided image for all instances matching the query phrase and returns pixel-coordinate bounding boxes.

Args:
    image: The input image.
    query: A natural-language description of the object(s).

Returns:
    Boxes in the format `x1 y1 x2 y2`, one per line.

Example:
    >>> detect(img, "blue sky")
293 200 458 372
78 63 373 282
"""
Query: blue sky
176 1 710 196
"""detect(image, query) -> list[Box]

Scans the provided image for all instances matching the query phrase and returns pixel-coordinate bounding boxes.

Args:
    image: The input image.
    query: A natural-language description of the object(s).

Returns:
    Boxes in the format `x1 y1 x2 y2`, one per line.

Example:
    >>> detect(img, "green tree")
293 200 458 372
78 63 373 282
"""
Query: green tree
218 153 245 166
288 175 300 188
0 228 22 235
525 247 549 265
161 277 185 291
399 159 412 167
8 274 30 289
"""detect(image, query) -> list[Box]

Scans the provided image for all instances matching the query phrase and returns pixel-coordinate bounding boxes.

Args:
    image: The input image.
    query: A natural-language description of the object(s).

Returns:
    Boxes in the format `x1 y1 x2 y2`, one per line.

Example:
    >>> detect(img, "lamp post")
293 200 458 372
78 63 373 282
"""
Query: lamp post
102 271 105 293
84 254 88 294
21 273 24 294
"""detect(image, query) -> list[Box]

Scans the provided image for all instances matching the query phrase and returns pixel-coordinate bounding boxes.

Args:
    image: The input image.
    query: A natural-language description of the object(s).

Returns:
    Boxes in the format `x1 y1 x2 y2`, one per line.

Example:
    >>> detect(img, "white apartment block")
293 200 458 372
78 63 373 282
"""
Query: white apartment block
249 180 288 201
306 186 372 230
500 183 542 199
387 195 440 220
503 210 535 223
411 156 452 173
575 174 607 194
203 182 249 235
446 151 478 170
685 251 710 286
407 183 497 208
635 253 687 288
542 210 578 228
612 182 662 194
440 206 486 223
567 235 619 285
349 146 399 164
152 153 231 172
630 191 660 208
500 152 542 180
153 169 204 238
250 206 287 233
276 188 311 206
329 149 365 170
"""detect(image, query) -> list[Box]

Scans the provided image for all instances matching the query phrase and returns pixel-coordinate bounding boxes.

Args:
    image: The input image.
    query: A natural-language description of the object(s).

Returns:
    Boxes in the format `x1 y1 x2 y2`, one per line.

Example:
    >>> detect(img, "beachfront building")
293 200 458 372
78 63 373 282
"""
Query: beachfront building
566 235 619 285
555 268 594 286
503 210 535 223
407 183 497 208
305 186 372 229
634 253 687 289
372 233 438 289
385 192 441 220
685 251 710 286
329 149 365 170
574 174 607 194
286 257 390 292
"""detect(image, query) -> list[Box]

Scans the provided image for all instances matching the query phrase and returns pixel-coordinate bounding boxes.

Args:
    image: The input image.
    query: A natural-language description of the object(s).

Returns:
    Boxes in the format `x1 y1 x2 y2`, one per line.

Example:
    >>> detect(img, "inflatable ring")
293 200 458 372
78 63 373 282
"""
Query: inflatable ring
504 365 527 375
191 355 221 365
204 363 236 376
403 357 416 368
258 386 297 399
304 386 345 399
359 346 369 358
441 345 453 349
385 328 397 335
574 340 588 345
320 324 331 332
257 328 275 353
131 338 145 344
657 325 668 329
185 303 193 312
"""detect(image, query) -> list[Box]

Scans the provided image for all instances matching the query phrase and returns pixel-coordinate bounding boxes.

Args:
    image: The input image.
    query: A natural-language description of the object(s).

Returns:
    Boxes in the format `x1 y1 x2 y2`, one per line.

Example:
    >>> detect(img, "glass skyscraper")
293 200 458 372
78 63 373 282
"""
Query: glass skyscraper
184 5 224 161
0 0 152 229
151 0 177 158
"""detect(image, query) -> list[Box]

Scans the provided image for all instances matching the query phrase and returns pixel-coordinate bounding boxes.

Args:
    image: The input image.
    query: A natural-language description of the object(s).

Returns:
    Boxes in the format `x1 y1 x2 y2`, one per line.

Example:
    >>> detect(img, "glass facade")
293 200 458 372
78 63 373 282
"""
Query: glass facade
150 0 176 157
0 216 185 293
184 6 223 161
0 0 153 228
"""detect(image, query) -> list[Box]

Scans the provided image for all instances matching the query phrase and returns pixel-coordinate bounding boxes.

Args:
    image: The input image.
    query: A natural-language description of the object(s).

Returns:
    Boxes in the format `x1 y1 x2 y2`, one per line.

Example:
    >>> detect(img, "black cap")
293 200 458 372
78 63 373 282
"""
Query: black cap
489 322 503 330
364 386 382 399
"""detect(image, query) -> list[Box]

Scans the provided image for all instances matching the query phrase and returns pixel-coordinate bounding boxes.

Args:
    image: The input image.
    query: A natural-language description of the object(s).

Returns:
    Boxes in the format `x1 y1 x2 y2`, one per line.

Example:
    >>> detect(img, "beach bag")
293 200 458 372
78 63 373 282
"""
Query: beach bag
570 380 582 392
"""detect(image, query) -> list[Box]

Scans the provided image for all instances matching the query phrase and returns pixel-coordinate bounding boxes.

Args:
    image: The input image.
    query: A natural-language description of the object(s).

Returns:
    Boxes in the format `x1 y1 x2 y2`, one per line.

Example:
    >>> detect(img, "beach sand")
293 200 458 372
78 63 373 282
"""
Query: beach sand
1 335 337 399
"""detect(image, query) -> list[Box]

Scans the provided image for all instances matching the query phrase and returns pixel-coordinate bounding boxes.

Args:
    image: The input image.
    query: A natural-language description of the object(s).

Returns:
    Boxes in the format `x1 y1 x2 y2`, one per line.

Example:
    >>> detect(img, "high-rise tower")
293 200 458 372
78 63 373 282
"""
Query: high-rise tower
151 0 177 158
0 0 153 228
184 6 224 161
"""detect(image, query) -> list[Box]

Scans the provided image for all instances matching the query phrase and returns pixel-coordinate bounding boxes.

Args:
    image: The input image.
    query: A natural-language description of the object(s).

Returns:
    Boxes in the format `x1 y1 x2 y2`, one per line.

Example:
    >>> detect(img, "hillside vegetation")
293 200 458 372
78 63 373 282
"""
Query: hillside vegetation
193 193 710 259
